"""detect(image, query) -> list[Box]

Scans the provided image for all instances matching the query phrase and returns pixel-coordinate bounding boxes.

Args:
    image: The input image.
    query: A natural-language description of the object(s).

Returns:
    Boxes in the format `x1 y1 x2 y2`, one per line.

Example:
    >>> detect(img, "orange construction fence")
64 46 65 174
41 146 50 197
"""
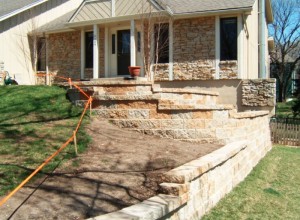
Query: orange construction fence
0 74 92 207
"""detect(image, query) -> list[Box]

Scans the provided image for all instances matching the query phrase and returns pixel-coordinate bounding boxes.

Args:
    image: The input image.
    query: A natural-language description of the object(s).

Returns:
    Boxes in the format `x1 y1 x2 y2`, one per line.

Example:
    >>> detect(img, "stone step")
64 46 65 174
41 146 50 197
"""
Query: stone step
92 94 159 101
158 100 234 110
152 84 219 96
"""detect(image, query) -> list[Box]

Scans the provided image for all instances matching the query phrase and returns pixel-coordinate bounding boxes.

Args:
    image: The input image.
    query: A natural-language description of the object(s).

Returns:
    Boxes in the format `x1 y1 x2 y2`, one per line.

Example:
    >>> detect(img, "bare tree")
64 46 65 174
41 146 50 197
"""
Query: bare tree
270 0 300 102
138 3 170 81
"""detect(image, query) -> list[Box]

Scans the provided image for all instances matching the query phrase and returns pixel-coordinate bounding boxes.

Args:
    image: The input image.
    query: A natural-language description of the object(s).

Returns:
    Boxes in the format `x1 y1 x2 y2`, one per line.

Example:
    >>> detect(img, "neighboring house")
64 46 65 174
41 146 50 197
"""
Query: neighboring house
0 0 273 85
270 46 300 101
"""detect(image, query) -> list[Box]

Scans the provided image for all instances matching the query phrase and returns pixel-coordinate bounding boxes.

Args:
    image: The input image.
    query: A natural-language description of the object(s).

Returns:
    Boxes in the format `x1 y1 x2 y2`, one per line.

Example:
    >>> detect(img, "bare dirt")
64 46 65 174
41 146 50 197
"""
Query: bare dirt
0 118 222 220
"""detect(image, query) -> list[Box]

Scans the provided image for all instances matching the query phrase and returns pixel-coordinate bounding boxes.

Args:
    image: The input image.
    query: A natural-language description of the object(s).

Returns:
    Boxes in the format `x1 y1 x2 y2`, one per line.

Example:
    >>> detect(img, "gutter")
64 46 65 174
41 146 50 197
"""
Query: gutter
0 0 49 22
170 7 253 19
259 0 266 78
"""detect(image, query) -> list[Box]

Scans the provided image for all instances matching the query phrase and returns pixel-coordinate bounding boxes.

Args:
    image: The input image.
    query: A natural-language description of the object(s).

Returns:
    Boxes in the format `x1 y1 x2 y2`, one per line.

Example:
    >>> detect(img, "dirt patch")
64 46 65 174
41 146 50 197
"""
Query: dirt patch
0 118 222 220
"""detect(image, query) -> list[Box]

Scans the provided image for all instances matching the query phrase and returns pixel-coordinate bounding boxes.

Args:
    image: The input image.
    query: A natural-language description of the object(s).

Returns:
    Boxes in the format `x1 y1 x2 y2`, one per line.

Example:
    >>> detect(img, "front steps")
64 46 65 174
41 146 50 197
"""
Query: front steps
67 80 269 144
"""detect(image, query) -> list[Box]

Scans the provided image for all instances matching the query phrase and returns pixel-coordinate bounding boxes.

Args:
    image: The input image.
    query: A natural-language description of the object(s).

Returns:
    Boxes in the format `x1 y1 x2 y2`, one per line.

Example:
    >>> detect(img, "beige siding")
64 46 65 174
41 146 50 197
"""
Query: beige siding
73 1 111 23
115 0 158 17
0 0 82 85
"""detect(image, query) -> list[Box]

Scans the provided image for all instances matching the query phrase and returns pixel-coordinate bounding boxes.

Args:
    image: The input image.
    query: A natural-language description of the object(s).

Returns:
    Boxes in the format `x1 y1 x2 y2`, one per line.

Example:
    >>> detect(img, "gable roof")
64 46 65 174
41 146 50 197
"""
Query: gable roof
0 0 48 22
160 0 255 14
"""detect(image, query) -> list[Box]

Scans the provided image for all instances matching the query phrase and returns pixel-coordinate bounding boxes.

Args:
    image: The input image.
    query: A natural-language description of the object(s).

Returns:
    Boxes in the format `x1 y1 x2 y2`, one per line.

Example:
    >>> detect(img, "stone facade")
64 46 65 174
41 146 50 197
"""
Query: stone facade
153 64 169 81
172 17 216 81
48 31 81 79
48 28 105 80
242 79 276 106
219 61 238 79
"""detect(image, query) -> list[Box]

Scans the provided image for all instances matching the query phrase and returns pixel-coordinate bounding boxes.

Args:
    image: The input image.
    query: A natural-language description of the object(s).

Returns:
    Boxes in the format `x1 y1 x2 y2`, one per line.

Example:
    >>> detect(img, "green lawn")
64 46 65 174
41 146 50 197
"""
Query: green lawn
0 86 90 196
276 101 299 118
202 145 300 219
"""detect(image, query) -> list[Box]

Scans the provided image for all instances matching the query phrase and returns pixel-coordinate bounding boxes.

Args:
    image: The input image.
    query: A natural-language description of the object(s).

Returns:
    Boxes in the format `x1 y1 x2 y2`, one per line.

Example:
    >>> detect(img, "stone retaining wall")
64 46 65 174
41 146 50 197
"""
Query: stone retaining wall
89 124 271 220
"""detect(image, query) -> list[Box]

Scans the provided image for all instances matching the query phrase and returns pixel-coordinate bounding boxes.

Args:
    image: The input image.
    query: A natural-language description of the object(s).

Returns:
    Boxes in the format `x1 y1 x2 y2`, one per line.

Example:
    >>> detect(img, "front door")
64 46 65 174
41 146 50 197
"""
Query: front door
117 30 130 75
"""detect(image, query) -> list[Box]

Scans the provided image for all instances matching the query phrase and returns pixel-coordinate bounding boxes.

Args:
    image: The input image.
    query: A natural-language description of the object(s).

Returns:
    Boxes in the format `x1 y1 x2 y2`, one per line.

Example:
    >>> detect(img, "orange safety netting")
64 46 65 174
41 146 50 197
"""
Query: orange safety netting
0 74 92 207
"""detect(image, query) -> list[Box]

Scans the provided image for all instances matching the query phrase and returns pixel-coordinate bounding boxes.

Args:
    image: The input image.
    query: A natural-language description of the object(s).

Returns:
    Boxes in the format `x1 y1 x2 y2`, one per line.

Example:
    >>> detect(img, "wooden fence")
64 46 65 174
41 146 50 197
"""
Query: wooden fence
270 118 300 146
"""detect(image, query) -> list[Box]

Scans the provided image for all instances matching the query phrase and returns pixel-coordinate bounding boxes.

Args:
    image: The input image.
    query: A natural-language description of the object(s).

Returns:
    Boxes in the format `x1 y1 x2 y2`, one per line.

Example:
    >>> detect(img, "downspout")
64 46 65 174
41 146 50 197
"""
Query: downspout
259 0 266 78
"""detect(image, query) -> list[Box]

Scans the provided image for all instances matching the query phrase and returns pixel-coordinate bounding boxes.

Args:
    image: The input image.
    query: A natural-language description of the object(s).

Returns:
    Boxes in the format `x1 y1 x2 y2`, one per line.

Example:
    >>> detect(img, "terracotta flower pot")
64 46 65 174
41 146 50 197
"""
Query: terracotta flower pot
128 66 141 77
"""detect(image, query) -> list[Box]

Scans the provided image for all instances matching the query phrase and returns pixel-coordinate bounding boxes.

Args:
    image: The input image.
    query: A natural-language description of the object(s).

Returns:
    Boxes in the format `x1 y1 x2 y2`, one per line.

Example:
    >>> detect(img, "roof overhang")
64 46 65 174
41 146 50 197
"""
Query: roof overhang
170 7 253 19
0 0 49 22
266 0 273 24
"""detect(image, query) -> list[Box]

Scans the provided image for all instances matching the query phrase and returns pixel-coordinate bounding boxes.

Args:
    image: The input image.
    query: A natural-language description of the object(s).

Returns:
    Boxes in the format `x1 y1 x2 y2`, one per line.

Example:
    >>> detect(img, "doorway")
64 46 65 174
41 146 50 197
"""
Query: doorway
117 30 130 75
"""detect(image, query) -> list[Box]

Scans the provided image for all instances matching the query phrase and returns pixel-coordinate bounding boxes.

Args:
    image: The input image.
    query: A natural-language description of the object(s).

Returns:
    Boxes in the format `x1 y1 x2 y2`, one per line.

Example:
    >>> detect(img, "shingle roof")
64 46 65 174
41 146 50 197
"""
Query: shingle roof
160 0 255 14
0 0 47 21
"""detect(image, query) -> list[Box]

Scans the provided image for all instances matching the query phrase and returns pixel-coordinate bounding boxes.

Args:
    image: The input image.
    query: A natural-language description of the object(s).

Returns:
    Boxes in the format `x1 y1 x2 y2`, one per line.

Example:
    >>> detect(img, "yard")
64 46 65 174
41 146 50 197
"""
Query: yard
0 86 220 219
202 145 300 219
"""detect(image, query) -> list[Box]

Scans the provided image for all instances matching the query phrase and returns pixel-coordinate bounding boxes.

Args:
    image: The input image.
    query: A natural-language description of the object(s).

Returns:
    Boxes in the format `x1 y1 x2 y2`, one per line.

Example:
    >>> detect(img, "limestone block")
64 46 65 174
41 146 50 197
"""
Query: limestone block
149 110 172 119
184 119 205 129
213 110 229 119
192 111 213 119
165 129 196 139
160 120 184 129
128 110 150 119
159 183 190 196
171 111 193 119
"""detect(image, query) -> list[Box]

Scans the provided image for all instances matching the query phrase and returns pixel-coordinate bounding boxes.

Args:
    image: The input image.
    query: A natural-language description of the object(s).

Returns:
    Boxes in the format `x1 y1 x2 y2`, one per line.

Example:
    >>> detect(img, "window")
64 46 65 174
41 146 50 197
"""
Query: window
37 38 46 71
154 23 169 63
220 17 237 61
85 32 93 68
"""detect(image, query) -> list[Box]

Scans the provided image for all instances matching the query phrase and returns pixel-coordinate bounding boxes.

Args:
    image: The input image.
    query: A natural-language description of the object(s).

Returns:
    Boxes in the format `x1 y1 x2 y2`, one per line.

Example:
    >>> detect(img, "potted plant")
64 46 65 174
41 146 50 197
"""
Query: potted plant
128 66 141 77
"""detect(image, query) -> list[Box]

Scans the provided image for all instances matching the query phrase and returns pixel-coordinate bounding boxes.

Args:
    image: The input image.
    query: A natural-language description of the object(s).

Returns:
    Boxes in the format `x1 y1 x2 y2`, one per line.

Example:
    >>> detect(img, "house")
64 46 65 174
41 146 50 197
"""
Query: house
0 0 274 85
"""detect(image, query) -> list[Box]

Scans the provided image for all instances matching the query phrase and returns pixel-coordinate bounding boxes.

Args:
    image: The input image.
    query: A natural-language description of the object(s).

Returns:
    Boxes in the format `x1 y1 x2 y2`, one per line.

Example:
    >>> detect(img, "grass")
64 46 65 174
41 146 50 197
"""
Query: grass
276 101 299 118
202 145 300 219
0 86 90 196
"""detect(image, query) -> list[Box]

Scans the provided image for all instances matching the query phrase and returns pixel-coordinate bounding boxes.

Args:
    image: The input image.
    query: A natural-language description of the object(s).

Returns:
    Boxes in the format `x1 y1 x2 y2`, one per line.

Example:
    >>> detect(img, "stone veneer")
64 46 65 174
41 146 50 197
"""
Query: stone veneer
219 61 238 79
48 28 105 80
242 79 276 106
172 17 216 81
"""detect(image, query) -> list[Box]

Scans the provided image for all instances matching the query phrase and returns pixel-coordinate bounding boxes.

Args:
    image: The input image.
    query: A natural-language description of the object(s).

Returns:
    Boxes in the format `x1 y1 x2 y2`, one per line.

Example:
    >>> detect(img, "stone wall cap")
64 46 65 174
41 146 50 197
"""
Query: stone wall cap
153 87 219 96
162 141 247 183
230 111 269 119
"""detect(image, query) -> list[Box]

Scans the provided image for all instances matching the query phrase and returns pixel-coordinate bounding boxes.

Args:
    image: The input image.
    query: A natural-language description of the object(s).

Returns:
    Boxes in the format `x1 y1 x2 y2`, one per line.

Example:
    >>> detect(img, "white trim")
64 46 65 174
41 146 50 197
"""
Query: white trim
130 19 136 66
93 24 99 79
238 14 243 79
169 19 174 81
105 27 109 77
0 0 49 22
150 23 155 81
111 0 115 17
215 16 220 79
80 29 85 79
45 35 49 85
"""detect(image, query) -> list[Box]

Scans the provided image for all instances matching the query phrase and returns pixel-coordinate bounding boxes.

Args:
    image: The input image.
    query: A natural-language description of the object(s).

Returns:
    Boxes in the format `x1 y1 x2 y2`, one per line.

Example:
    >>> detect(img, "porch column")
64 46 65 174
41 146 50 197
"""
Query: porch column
45 35 50 85
238 14 244 78
215 16 220 79
93 24 99 79
104 27 109 77
130 19 136 66
80 29 85 79
169 18 174 81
